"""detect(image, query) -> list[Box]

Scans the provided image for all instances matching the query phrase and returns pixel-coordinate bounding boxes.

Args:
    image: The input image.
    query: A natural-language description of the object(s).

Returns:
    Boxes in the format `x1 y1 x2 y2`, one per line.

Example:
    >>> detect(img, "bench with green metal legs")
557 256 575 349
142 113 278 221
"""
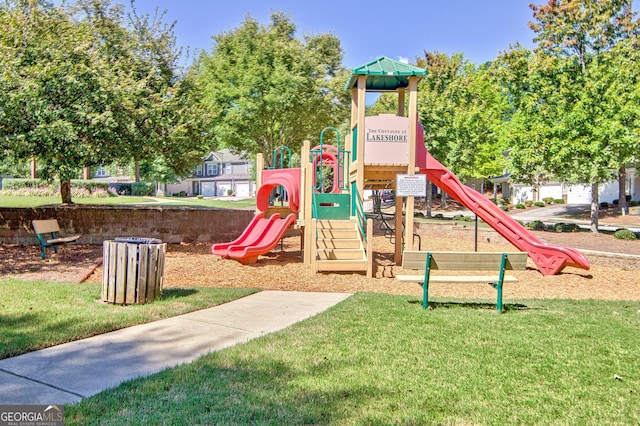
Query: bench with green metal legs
396 251 528 313
32 219 80 259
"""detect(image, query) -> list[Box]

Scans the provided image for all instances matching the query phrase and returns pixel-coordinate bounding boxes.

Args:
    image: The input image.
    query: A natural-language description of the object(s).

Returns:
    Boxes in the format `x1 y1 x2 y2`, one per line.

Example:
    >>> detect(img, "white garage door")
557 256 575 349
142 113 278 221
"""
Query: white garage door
235 183 250 197
201 182 216 197
217 184 231 196
566 184 592 204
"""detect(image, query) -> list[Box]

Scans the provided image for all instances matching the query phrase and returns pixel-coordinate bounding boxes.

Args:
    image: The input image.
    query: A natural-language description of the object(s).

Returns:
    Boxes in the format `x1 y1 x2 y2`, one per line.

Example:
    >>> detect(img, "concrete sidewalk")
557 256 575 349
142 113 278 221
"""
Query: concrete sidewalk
0 291 351 405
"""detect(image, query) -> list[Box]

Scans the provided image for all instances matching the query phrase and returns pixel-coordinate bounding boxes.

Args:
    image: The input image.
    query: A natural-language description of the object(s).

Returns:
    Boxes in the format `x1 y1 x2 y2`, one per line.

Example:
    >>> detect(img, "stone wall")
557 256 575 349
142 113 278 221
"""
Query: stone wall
0 205 255 245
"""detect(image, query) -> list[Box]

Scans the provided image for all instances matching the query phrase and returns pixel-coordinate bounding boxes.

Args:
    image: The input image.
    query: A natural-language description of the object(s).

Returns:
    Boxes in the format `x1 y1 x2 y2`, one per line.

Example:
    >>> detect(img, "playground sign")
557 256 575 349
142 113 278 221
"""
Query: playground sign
364 114 410 165
396 174 426 197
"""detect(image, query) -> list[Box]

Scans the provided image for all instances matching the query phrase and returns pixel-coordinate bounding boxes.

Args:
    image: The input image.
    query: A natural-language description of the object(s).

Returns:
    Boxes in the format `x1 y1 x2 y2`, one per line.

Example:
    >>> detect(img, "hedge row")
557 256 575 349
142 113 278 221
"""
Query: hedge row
2 179 155 196
2 178 110 192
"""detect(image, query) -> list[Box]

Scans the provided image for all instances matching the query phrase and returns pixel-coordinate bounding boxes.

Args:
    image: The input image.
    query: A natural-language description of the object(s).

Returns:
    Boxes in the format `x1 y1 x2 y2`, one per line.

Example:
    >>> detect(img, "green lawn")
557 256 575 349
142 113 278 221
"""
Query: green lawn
0 279 259 359
0 195 153 207
65 294 640 425
0 194 256 209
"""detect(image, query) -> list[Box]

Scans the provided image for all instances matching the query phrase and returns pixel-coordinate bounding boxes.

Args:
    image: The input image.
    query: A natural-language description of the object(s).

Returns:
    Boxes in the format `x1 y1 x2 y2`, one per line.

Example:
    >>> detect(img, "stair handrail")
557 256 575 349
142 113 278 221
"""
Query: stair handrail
311 191 318 219
353 189 367 243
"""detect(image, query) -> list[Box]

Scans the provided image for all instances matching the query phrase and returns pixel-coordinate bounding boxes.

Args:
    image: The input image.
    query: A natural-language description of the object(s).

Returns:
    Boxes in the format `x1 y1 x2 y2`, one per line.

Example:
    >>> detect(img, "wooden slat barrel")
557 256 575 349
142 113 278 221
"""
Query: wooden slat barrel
101 240 166 305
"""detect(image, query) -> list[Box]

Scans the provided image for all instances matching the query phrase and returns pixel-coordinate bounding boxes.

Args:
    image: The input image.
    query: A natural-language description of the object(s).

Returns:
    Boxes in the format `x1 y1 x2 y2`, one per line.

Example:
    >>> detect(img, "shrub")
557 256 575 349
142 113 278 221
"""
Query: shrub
111 183 132 195
630 200 639 207
196 194 204 199
614 229 637 240
0 186 56 197
70 180 109 193
433 213 444 219
553 198 565 204
452 214 472 222
525 200 534 207
612 199 619 205
551 223 581 233
131 182 155 196
534 201 545 207
563 223 581 232
2 178 54 191
71 187 92 198
500 205 510 211
542 197 554 205
501 197 510 205
516 203 526 209
527 220 546 231
600 202 609 209
226 189 233 196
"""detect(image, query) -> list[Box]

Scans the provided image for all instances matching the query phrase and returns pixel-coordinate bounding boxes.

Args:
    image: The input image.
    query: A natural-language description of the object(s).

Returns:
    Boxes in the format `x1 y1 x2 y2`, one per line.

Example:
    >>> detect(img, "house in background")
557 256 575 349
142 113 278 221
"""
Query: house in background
490 166 638 205
165 149 255 197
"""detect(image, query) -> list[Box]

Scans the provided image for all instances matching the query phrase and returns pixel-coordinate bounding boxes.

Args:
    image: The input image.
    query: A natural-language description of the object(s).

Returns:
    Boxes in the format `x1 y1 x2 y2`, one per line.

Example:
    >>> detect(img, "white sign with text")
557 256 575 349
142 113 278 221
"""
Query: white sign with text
396 174 426 197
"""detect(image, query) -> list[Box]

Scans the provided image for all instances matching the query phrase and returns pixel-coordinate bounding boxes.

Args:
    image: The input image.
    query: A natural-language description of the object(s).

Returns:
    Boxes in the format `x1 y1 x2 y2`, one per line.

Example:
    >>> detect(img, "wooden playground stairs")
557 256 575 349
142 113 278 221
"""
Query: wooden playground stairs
313 219 368 273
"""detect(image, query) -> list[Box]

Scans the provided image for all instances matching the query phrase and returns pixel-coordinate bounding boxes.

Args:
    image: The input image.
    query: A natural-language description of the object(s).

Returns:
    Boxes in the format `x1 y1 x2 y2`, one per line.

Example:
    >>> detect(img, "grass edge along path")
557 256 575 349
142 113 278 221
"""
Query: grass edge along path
66 293 640 425
0 279 259 359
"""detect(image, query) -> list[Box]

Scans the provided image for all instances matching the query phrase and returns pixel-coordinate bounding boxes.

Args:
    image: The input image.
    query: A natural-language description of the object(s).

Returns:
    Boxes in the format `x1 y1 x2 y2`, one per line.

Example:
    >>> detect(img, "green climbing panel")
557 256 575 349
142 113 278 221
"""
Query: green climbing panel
313 193 351 220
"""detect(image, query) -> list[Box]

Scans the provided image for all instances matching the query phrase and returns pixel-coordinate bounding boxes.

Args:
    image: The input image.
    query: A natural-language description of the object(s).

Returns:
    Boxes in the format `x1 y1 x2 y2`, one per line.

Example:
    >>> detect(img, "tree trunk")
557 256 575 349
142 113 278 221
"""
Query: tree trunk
135 162 141 182
83 167 90 180
618 166 628 214
440 191 447 208
590 183 599 233
30 157 37 179
60 178 73 204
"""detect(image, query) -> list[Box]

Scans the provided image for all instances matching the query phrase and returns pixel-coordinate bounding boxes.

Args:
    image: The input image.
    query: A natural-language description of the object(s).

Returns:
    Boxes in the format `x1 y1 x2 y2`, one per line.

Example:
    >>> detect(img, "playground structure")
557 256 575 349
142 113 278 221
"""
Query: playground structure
212 56 590 276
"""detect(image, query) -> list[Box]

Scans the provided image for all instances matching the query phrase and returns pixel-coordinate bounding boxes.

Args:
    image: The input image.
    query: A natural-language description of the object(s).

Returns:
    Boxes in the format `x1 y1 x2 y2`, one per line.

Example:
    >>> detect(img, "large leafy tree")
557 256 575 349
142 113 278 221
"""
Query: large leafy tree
416 52 509 181
0 0 118 202
111 3 210 183
195 13 349 166
502 0 640 231
0 0 207 203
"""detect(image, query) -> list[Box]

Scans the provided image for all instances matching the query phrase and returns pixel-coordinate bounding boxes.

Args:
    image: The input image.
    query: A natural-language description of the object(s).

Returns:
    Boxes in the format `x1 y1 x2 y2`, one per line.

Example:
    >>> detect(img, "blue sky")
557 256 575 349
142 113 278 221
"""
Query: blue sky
128 0 541 68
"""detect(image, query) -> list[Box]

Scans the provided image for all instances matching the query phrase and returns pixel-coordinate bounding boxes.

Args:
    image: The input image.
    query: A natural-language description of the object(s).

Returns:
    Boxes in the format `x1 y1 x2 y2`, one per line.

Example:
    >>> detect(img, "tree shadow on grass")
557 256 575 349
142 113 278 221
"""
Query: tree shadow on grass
408 299 531 312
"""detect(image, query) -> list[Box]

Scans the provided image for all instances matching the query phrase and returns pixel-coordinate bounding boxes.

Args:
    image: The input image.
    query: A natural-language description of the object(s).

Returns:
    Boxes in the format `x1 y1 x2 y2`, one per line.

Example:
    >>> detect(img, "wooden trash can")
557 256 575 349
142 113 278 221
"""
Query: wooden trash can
101 238 166 305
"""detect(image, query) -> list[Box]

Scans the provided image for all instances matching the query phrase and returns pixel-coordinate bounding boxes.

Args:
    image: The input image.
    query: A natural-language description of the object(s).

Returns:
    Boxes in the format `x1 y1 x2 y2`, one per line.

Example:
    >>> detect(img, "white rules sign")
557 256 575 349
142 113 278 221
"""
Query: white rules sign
396 174 426 197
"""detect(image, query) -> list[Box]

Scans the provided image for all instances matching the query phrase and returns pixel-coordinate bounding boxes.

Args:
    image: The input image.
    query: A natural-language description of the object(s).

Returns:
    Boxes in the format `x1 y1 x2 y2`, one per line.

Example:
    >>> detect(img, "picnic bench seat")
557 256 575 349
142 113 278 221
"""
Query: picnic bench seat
396 251 528 312
32 219 80 259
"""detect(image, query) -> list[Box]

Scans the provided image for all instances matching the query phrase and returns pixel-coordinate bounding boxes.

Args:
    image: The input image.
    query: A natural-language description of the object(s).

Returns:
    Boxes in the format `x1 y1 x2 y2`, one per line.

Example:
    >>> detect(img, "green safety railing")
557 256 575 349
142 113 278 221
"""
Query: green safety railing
353 186 367 244
310 127 350 193
268 146 292 169
312 191 318 219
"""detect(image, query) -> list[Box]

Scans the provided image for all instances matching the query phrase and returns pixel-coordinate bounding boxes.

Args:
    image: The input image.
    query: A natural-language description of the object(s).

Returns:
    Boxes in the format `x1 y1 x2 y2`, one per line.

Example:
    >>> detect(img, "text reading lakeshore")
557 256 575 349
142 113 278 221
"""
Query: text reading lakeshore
366 129 407 142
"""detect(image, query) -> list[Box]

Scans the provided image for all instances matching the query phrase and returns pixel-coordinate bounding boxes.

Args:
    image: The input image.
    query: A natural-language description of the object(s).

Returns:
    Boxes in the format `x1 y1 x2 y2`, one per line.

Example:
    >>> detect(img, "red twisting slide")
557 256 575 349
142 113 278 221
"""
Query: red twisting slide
420 153 590 275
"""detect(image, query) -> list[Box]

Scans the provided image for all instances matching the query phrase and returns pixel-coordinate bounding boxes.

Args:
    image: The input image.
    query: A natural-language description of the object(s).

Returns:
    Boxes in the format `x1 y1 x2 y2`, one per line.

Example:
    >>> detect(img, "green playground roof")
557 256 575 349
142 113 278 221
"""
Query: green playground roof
344 56 427 91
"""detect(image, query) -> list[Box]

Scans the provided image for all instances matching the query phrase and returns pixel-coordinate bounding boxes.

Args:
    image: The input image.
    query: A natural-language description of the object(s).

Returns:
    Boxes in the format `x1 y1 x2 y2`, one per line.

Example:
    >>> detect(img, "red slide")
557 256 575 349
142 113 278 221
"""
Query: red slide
420 153 590 275
226 213 297 264
211 212 278 258
212 168 301 264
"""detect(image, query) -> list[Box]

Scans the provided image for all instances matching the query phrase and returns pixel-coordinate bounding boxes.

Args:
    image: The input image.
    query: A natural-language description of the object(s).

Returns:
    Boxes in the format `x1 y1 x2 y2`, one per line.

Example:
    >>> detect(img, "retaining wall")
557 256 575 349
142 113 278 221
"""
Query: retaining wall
0 206 255 245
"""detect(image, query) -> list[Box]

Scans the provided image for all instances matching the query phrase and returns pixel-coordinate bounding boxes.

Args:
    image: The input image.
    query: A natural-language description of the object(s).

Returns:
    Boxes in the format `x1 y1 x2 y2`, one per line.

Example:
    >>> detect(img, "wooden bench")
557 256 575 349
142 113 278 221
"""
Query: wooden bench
396 251 528 313
32 219 80 259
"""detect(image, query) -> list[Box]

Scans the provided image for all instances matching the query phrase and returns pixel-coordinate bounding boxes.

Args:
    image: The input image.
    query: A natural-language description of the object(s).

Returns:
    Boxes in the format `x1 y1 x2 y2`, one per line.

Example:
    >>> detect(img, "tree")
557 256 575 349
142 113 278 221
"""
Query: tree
195 13 349 166
0 0 208 203
416 52 510 182
522 0 640 231
0 0 113 202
